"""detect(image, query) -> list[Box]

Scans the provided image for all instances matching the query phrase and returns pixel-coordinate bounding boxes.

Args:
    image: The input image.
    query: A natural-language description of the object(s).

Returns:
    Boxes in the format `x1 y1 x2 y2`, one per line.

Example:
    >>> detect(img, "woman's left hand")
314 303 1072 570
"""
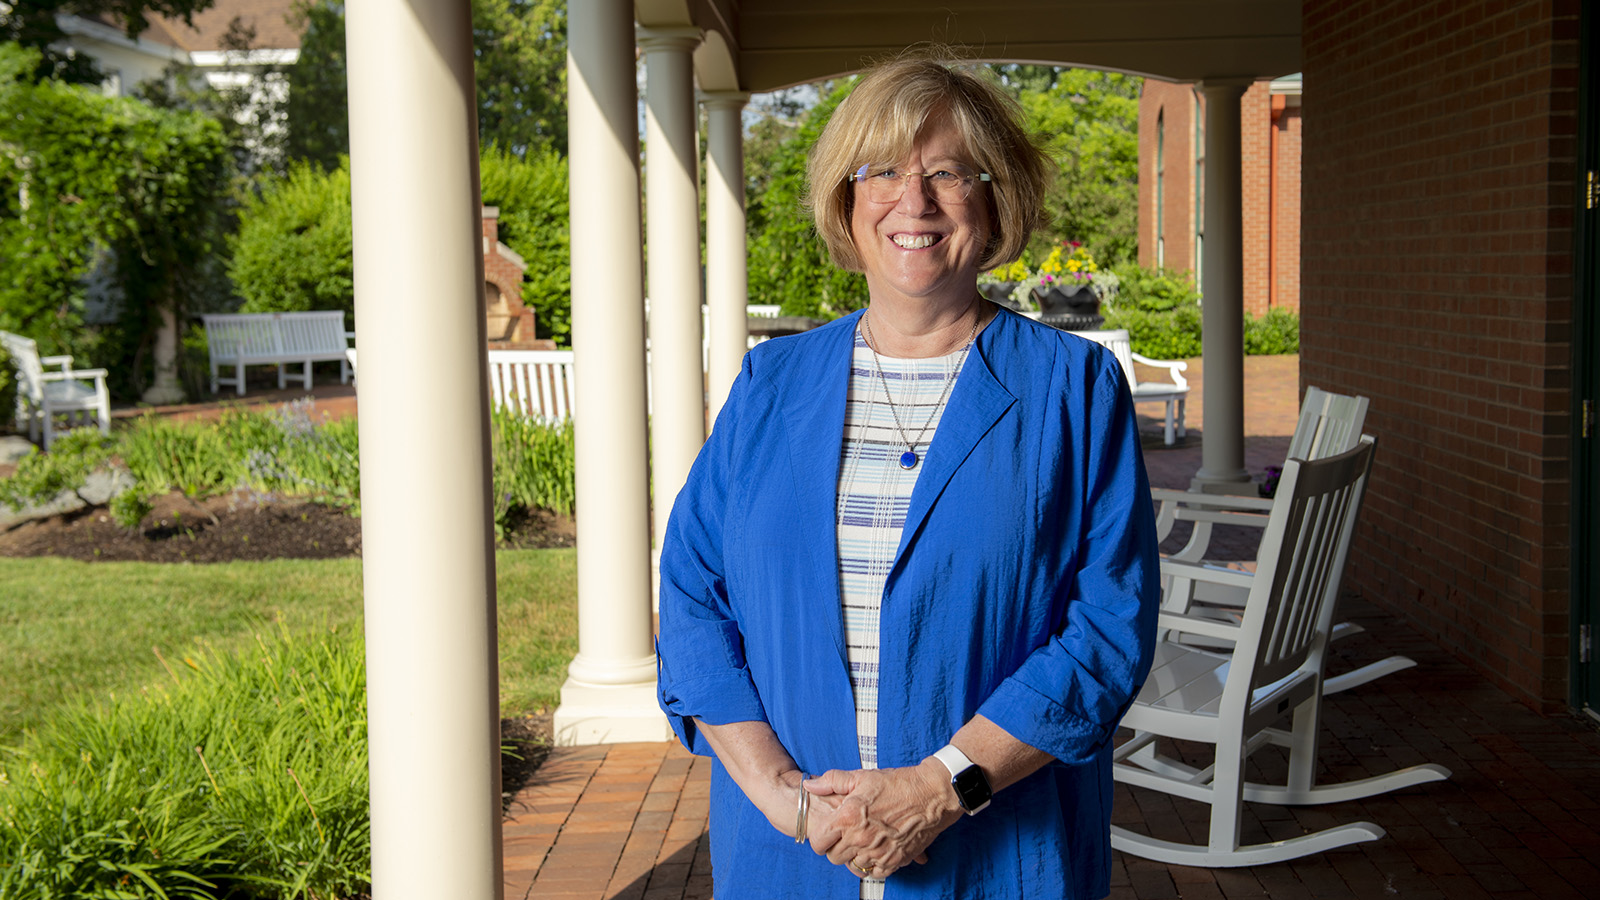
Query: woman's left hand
802 759 963 879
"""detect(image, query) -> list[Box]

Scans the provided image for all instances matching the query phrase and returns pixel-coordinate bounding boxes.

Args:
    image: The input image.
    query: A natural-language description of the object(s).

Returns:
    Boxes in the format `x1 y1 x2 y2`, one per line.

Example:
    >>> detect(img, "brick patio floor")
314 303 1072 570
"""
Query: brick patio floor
501 354 1600 898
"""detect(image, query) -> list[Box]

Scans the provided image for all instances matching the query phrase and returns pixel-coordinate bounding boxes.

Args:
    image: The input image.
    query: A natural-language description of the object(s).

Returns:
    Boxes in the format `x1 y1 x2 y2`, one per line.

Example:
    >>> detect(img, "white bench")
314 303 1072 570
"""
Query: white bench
486 349 574 421
202 311 352 396
1070 328 1190 446
1 330 110 449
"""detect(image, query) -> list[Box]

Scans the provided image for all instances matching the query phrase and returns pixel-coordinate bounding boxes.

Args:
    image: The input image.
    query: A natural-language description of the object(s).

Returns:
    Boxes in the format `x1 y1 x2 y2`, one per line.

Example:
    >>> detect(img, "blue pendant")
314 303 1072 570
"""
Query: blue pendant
899 450 918 469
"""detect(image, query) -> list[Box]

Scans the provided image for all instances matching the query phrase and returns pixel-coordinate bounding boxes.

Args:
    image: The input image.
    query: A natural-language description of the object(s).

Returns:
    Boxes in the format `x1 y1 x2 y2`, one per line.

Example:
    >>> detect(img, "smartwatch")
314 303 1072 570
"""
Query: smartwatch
931 744 992 815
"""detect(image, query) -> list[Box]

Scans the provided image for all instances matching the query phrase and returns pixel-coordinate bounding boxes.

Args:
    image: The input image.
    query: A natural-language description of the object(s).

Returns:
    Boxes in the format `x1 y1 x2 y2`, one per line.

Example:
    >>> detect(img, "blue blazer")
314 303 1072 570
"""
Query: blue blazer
657 307 1160 899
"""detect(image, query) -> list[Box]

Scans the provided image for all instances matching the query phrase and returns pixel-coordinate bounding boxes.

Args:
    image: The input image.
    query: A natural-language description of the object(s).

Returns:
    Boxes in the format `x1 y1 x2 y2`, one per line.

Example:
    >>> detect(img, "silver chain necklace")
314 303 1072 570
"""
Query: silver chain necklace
861 308 980 470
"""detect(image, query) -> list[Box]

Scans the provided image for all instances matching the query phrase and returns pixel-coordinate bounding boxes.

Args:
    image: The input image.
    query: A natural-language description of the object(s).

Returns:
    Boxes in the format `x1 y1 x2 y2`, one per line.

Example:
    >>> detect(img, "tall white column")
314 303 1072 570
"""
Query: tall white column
345 0 502 896
639 26 706 591
553 0 667 744
1192 80 1253 493
702 91 750 425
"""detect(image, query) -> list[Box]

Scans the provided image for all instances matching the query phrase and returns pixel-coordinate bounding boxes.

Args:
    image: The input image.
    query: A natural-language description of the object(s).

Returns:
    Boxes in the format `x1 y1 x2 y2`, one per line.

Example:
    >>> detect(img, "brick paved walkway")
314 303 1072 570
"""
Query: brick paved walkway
503 356 1600 899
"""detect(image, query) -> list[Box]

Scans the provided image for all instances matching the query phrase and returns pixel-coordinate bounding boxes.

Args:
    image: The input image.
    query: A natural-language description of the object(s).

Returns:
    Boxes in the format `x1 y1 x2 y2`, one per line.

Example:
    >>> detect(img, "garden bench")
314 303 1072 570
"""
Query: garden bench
486 349 574 421
1070 328 1189 445
202 311 352 396
1 330 111 450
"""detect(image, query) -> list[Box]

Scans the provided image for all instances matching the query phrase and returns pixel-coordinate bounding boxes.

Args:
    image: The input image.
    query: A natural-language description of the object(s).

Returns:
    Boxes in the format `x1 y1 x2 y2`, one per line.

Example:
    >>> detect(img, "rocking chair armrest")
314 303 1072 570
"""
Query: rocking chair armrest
1150 487 1274 512
1154 611 1243 641
1159 558 1257 590
39 354 74 372
1129 353 1189 389
1173 507 1270 529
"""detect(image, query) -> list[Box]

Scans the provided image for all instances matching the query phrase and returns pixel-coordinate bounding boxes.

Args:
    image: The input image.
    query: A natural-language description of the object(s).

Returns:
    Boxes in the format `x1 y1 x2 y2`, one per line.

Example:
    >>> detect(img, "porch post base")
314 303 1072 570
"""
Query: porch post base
553 679 671 745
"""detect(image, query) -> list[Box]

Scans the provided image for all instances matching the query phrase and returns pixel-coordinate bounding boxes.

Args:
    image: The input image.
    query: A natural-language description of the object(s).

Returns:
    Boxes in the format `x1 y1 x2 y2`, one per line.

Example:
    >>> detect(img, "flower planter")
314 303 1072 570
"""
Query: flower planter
978 281 1024 310
1031 283 1104 331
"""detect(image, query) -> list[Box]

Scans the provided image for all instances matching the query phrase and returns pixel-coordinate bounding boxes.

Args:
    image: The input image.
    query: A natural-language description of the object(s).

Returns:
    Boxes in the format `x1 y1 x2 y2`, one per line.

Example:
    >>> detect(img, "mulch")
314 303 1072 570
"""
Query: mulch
0 487 575 563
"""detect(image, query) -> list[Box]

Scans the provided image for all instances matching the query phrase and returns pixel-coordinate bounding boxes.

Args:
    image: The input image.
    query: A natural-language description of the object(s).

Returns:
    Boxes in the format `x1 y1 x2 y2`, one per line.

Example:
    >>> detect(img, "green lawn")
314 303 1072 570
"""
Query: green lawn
0 549 576 743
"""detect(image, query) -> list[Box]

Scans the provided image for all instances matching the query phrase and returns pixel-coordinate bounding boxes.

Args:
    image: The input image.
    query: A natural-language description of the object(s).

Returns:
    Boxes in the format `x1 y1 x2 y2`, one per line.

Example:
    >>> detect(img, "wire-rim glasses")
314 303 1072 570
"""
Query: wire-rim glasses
849 164 992 205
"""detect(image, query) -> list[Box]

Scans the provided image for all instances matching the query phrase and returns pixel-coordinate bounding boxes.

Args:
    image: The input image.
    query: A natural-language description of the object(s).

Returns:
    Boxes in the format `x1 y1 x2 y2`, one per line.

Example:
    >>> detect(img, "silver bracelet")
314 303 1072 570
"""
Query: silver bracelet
794 774 810 844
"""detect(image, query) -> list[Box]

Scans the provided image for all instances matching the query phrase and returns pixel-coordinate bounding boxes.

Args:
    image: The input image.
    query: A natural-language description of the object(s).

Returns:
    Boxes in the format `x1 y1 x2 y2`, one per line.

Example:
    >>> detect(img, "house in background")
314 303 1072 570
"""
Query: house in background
1138 75 1304 316
54 0 301 97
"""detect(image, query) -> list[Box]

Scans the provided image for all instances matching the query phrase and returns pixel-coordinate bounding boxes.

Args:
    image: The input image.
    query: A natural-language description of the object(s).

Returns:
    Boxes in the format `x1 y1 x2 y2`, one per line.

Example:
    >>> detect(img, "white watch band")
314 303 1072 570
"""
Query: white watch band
931 743 975 778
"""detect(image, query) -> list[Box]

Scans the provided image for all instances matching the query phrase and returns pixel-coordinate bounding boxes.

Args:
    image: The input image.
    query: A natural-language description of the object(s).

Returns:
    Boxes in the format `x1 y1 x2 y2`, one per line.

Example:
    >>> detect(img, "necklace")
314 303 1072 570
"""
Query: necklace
861 307 980 470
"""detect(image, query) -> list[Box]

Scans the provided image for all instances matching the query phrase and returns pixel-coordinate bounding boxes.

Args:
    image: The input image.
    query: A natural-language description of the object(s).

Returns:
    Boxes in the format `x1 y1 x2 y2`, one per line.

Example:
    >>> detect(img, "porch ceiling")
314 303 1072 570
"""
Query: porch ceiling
649 0 1302 92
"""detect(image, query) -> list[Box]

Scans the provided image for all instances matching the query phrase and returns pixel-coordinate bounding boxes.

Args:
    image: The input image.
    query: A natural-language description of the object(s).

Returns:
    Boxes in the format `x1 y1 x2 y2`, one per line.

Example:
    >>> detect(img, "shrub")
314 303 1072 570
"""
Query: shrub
1102 304 1204 360
481 145 572 346
228 160 355 326
0 429 115 510
1243 306 1300 355
0 631 372 898
1107 263 1201 312
109 488 155 530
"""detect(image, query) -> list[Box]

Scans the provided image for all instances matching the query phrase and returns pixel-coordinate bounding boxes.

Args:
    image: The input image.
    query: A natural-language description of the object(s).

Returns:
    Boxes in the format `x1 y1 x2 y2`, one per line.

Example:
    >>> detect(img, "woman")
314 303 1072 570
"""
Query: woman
656 55 1159 899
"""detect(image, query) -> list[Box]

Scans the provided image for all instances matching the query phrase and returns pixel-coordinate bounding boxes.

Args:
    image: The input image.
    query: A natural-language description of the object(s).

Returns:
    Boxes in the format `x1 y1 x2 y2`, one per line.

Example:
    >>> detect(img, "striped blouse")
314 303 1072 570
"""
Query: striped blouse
836 324 969 898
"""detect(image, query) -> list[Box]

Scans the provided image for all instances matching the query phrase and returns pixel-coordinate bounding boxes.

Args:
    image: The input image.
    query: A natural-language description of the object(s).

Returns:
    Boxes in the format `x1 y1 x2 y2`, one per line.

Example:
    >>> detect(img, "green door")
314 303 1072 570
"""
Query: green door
1575 2 1600 719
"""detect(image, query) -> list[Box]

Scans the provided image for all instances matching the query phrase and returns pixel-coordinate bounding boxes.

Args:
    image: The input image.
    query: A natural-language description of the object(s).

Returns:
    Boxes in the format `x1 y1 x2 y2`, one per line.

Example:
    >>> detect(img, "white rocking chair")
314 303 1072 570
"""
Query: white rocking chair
1112 438 1451 867
1150 386 1409 695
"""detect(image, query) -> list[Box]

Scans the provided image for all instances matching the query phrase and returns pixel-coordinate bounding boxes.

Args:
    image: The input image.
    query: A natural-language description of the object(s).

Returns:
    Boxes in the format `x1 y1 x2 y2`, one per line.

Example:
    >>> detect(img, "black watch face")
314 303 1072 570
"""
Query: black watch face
952 766 991 811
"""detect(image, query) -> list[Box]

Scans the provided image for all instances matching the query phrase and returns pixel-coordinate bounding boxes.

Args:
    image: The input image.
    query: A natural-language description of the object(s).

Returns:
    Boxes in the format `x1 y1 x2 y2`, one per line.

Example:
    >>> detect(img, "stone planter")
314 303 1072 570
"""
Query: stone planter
1031 282 1104 331
977 281 1024 310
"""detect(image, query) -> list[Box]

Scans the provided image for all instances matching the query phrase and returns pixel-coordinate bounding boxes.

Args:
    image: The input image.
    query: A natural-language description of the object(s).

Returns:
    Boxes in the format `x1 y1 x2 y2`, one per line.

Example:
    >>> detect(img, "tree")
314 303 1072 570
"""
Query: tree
283 0 348 171
1014 69 1142 267
0 42 233 399
744 81 868 319
280 0 567 169
0 0 217 83
473 0 566 157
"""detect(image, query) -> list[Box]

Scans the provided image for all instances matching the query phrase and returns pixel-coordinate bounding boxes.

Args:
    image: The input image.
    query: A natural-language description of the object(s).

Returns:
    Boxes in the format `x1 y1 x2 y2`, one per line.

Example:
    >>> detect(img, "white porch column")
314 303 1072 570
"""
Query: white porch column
346 0 502 896
702 91 750 424
639 26 706 594
553 0 667 744
1192 80 1253 493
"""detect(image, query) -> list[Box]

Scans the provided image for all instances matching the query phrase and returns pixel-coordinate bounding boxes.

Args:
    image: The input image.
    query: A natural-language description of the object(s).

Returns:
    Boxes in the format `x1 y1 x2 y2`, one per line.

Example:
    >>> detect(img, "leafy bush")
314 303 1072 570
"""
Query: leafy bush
1102 304 1204 360
481 145 573 345
1243 306 1300 355
109 489 154 530
0 631 371 898
228 160 355 326
1108 263 1201 312
0 429 115 510
491 406 575 540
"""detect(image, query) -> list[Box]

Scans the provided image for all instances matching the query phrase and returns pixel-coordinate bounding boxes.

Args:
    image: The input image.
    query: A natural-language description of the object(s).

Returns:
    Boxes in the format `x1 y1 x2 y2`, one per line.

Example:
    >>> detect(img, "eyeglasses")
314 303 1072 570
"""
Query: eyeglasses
848 164 992 205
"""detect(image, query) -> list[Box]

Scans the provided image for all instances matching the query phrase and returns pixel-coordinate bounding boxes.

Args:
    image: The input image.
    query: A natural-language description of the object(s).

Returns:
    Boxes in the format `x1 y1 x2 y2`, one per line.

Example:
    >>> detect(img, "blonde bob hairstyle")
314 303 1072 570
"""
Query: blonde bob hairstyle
806 56 1053 273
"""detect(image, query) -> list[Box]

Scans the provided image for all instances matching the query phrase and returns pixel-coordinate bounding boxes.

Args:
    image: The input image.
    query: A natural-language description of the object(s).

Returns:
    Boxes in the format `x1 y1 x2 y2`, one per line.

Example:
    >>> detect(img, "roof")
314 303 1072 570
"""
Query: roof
137 0 303 53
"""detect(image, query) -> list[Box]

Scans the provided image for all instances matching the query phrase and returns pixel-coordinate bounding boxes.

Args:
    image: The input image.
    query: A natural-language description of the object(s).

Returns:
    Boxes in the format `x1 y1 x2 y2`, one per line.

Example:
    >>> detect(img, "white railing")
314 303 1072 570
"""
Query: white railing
486 349 574 421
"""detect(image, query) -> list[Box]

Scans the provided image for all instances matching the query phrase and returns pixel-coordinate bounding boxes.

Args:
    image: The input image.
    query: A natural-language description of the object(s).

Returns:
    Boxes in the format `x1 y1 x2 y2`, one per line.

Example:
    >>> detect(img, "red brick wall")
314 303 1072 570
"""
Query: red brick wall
1139 79 1301 313
1242 82 1273 316
1273 96 1303 312
1137 80 1197 274
1300 0 1579 711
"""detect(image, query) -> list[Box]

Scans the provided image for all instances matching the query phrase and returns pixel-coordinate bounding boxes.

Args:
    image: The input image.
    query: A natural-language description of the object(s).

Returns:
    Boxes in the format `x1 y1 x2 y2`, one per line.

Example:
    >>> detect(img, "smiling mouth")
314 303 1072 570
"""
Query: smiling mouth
892 234 942 250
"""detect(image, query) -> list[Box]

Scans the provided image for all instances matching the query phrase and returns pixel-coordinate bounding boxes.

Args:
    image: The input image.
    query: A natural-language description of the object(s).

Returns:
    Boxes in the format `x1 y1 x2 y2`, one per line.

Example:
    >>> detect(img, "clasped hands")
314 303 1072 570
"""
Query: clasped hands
789 758 965 880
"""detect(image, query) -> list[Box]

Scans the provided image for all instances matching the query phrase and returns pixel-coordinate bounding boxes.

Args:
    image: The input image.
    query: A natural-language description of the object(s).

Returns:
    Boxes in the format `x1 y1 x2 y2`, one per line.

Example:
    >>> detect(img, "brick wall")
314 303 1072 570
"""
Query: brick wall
1274 95 1303 312
1301 0 1580 710
1138 79 1301 313
1137 79 1197 274
1242 82 1273 316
